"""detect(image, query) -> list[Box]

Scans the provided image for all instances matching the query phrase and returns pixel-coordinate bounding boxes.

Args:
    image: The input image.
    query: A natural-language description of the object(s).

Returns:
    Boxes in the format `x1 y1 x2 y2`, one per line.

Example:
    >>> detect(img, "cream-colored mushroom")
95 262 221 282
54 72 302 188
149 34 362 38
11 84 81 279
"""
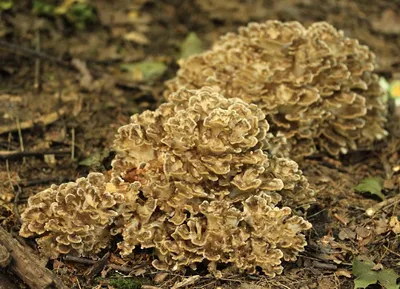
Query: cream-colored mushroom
165 21 387 159
19 173 126 258
113 87 314 275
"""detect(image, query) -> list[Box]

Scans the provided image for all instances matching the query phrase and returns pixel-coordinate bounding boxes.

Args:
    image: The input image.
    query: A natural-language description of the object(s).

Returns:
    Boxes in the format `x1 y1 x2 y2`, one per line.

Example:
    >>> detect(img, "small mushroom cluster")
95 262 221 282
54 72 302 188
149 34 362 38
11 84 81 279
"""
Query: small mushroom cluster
19 173 125 258
166 21 387 158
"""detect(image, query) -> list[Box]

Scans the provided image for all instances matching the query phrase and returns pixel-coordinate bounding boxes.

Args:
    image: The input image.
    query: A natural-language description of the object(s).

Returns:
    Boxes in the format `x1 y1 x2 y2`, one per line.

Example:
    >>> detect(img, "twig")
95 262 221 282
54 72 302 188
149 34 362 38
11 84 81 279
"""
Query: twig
366 194 400 216
0 39 69 67
13 185 22 225
5 159 22 224
34 30 41 93
15 117 25 164
63 255 138 274
64 255 96 265
0 149 71 160
108 264 135 273
312 261 337 270
86 252 110 279
16 175 74 188
0 107 67 135
71 127 75 160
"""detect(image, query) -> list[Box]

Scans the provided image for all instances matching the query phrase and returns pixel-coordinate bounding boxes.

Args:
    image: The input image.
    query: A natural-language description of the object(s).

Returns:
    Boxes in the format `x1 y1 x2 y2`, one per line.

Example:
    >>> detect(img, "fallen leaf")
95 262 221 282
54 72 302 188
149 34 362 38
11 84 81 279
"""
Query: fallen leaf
153 272 168 284
171 275 200 289
123 31 150 45
120 61 167 82
338 228 356 240
354 177 385 200
335 269 352 278
374 218 389 235
179 32 204 59
356 227 371 239
0 0 13 11
389 216 400 234
352 258 400 289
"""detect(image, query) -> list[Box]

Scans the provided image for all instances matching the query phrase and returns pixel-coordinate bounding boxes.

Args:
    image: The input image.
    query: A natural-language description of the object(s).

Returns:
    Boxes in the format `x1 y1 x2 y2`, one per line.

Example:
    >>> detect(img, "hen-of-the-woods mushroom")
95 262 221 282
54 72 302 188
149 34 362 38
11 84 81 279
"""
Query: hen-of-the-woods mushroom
112 87 313 275
19 173 125 258
165 21 387 158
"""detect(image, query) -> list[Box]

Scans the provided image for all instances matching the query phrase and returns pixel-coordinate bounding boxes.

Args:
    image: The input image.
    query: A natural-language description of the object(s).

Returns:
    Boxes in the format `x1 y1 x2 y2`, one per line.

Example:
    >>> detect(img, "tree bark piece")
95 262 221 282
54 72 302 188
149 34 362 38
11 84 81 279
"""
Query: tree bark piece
0 244 11 267
0 226 69 289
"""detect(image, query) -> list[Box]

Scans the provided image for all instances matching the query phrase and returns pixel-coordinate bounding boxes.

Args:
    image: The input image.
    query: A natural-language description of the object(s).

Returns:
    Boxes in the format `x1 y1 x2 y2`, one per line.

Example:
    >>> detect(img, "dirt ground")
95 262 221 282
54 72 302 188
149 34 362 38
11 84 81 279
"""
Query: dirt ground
1 1 400 288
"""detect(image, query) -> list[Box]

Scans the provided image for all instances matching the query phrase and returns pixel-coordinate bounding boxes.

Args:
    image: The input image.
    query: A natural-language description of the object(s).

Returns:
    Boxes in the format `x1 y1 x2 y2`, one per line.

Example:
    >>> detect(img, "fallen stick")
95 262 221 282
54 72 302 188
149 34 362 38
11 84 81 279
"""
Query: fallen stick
0 150 71 161
366 194 400 217
0 226 69 289
0 108 67 135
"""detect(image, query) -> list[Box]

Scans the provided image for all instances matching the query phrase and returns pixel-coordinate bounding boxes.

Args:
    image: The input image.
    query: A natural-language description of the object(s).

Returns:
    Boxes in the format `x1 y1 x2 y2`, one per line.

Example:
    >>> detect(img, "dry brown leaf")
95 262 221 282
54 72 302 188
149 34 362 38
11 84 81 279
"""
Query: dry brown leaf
389 216 400 234
338 228 356 240
374 218 389 235
356 227 372 239
123 31 149 45
335 269 352 278
153 272 168 284
171 276 200 289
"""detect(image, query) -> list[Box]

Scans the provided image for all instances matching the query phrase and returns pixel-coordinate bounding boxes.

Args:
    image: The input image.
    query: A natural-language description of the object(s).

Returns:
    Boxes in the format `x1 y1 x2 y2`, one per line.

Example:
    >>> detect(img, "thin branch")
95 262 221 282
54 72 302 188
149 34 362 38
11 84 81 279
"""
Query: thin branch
16 175 74 188
34 30 42 93
366 194 400 216
0 149 71 160
0 107 67 135
0 39 69 67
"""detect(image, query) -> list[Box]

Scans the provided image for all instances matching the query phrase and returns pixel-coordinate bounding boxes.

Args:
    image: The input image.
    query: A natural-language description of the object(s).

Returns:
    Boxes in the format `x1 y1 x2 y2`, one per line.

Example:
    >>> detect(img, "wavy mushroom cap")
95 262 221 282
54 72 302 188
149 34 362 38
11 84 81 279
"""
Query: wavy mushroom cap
166 21 387 158
19 173 125 258
112 87 314 275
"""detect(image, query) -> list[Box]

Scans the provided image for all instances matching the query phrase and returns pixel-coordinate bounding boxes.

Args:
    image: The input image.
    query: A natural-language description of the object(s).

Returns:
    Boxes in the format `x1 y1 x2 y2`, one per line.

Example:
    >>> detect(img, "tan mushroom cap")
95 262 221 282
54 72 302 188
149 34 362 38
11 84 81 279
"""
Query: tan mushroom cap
112 87 314 275
165 21 387 159
19 173 126 258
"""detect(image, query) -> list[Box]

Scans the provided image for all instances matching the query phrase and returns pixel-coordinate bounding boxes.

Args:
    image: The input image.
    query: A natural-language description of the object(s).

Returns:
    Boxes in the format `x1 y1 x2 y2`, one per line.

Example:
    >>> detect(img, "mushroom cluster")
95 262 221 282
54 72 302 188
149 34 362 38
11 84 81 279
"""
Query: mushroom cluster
112 87 313 275
19 19 388 277
165 21 387 158
19 173 125 258
20 87 314 276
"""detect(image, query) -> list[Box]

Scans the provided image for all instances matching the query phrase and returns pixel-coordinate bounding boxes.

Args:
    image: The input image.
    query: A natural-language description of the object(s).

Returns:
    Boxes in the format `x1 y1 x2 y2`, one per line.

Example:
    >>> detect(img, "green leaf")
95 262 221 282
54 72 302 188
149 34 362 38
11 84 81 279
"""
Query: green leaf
79 150 109 167
32 0 55 16
179 32 205 59
379 268 400 289
120 61 167 82
354 177 385 200
352 258 400 289
0 0 13 11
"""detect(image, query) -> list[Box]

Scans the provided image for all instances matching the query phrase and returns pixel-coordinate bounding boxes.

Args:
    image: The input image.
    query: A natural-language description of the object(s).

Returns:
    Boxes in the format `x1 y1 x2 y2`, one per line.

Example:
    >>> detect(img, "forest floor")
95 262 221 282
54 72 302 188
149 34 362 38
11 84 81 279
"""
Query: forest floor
1 1 400 289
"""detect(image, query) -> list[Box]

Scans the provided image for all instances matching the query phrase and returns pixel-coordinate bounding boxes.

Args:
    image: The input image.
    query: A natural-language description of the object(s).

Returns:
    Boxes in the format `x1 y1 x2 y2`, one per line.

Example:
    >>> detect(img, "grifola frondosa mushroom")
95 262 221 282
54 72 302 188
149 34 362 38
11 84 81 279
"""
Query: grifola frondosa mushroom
112 87 313 275
165 21 387 158
19 173 126 258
